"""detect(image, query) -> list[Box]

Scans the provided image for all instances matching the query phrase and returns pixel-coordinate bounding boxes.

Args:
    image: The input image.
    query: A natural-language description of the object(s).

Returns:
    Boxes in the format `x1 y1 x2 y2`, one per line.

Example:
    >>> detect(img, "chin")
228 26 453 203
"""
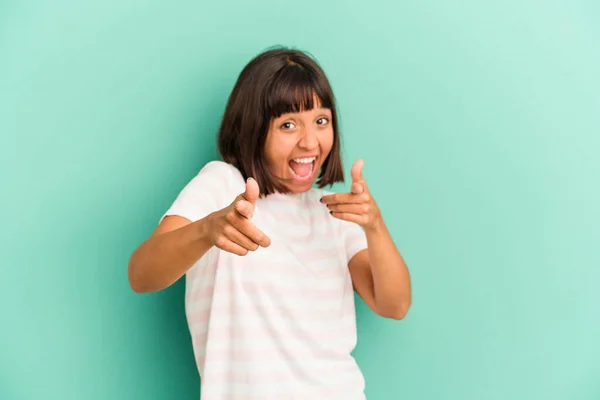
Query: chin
286 181 315 193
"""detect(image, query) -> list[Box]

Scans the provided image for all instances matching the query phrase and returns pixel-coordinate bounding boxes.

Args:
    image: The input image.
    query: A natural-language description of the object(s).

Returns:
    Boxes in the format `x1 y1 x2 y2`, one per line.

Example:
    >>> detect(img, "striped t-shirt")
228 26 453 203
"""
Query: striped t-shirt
163 160 369 399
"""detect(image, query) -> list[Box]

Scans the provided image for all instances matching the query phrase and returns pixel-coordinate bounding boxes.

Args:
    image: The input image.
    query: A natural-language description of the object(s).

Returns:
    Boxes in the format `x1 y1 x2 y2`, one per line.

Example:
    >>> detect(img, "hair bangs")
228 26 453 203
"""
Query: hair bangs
265 63 334 119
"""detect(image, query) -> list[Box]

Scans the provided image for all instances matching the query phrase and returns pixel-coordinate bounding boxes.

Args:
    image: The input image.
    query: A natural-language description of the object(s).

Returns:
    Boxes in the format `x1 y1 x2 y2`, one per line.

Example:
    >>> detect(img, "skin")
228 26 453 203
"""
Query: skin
128 101 411 320
264 104 333 193
321 159 412 319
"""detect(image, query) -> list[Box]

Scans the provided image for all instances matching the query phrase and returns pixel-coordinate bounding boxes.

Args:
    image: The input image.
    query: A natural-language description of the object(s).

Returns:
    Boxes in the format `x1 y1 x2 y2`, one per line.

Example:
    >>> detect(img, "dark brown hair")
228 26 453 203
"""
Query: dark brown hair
217 46 344 196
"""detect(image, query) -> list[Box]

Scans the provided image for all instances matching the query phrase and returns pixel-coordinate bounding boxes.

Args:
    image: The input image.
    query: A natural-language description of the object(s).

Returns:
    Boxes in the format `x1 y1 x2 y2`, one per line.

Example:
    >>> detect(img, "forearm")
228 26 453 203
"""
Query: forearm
365 219 412 318
128 217 213 293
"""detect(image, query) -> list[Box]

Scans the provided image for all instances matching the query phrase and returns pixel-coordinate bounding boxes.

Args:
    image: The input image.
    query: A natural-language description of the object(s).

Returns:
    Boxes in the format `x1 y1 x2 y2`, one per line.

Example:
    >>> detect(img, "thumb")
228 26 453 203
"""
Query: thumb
242 177 260 204
351 159 364 183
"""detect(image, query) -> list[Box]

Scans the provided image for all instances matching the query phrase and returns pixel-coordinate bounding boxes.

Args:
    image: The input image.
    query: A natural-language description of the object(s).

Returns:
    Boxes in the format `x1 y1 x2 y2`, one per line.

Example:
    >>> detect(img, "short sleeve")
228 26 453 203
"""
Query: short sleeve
160 161 236 223
342 220 368 262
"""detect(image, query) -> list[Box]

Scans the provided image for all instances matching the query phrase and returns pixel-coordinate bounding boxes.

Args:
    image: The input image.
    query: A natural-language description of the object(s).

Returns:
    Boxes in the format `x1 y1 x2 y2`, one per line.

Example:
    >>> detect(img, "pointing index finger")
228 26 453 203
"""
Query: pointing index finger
320 192 368 205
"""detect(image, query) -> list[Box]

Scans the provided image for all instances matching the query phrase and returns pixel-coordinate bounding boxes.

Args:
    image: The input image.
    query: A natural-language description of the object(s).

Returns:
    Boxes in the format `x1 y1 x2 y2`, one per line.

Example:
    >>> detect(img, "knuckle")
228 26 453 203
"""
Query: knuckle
215 235 227 248
362 204 370 213
226 211 236 223
223 224 235 236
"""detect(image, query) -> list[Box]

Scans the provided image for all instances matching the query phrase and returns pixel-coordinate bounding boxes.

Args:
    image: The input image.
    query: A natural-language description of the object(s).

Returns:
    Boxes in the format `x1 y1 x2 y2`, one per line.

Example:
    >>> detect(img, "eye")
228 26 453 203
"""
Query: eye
280 121 296 130
316 117 329 125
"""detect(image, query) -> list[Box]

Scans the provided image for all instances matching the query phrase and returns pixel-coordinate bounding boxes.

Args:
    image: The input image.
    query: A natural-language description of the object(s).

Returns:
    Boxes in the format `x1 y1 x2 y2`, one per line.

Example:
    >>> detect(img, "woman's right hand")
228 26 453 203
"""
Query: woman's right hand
206 177 271 256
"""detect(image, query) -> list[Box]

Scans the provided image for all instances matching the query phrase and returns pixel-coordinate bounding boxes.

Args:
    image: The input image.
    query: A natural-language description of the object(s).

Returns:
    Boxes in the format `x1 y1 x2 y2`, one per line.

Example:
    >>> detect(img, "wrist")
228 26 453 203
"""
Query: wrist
364 214 385 235
194 213 216 247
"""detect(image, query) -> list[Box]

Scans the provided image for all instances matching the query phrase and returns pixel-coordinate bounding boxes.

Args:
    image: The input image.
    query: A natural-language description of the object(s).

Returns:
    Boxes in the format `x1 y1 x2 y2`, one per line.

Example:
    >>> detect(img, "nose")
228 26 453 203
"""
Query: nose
298 127 318 150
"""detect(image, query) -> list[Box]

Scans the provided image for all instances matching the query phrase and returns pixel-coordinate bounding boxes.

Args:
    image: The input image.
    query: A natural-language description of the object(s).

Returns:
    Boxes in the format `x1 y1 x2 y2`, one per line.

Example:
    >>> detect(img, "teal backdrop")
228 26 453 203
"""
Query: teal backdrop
1 1 599 399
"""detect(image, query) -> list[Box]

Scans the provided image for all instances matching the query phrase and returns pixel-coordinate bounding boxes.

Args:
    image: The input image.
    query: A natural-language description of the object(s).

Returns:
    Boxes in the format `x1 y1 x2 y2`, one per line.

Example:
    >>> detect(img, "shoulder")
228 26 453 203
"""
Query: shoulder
192 160 243 187
182 160 244 203
160 161 242 223
197 160 238 179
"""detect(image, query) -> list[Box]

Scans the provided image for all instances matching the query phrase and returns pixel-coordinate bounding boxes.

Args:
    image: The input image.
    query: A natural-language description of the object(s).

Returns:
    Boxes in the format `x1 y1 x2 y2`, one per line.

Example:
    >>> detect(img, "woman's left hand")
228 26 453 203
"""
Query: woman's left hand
320 159 383 232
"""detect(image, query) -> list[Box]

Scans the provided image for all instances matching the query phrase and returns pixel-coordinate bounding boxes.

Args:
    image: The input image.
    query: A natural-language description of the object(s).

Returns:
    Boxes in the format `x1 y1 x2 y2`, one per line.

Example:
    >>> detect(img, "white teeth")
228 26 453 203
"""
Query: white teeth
292 157 316 164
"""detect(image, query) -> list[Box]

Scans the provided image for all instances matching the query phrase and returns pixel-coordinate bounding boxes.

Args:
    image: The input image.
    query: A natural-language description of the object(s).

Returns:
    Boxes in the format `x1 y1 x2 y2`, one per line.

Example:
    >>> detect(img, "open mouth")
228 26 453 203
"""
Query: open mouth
288 156 317 181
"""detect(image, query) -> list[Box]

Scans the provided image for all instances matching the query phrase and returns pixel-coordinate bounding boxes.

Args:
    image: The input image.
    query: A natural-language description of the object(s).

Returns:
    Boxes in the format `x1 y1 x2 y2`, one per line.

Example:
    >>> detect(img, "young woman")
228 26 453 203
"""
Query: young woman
128 47 411 399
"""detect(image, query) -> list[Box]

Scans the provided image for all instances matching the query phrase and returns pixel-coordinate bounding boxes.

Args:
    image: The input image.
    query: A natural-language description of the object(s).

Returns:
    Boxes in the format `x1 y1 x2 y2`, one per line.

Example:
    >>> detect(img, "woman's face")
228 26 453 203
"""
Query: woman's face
264 99 334 193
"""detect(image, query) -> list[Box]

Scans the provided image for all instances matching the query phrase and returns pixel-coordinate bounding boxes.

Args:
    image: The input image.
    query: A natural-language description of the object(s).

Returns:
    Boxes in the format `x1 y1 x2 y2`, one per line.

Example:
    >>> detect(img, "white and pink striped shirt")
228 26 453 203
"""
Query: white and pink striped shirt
162 161 368 399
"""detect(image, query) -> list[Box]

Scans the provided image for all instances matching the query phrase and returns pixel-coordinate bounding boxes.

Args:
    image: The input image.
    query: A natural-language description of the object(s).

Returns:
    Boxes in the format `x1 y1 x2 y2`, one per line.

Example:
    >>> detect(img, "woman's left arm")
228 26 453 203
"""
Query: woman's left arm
321 159 412 320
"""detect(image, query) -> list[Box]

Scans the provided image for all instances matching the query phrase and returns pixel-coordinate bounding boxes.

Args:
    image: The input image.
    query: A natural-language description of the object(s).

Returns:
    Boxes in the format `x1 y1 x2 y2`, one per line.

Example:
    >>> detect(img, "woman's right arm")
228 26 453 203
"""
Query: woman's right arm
127 177 270 293
127 215 214 293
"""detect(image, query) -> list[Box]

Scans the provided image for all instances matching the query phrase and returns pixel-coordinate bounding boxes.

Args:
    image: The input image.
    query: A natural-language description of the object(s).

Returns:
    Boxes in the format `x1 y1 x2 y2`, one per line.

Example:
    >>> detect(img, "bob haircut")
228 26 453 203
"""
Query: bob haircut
217 47 345 196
